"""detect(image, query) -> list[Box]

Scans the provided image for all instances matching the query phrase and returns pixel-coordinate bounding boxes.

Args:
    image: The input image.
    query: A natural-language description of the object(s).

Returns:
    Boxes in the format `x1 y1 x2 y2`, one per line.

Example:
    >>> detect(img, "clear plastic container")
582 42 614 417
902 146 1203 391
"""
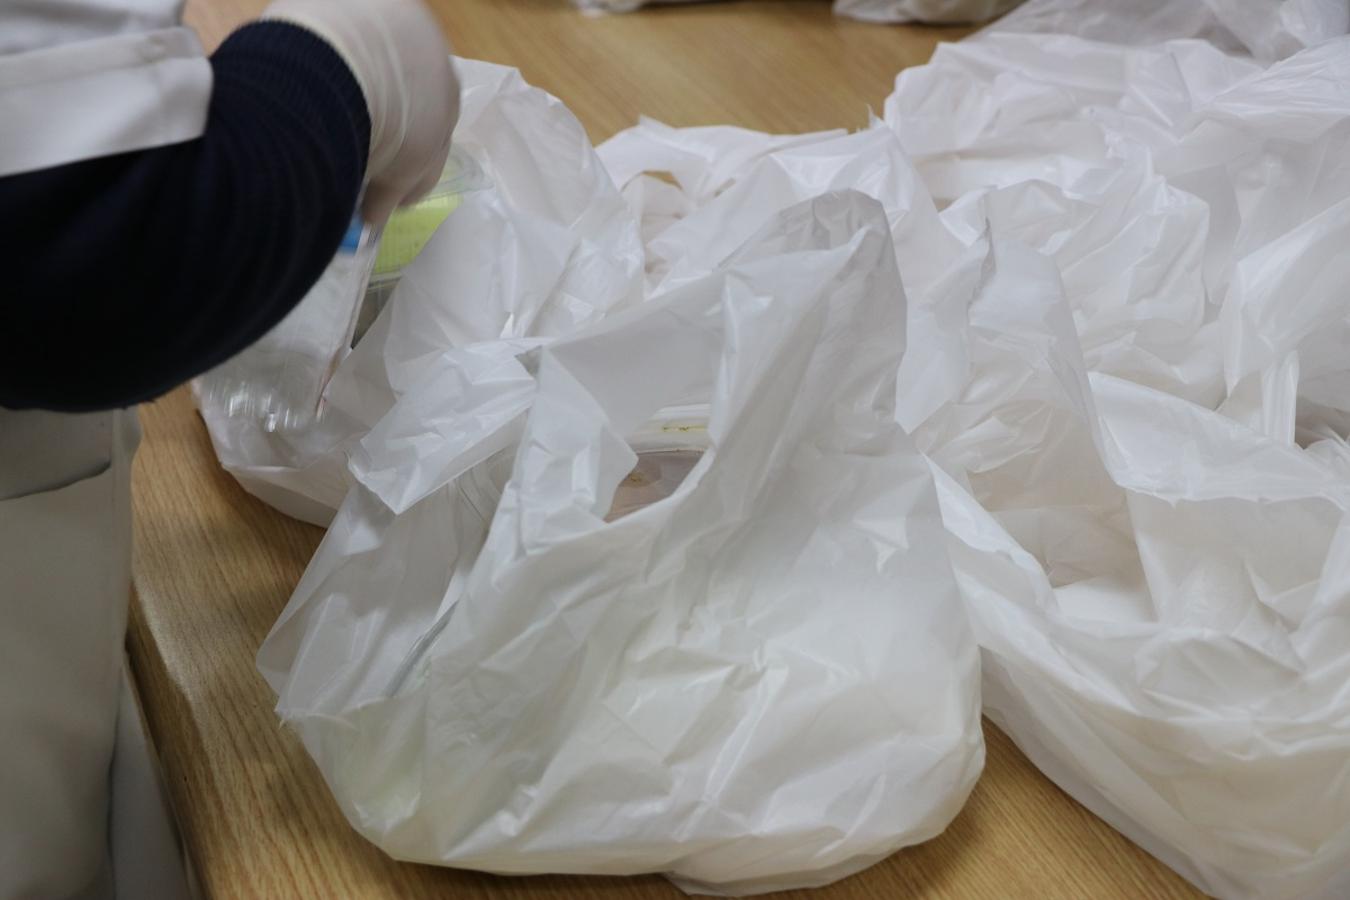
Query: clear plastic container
195 149 491 434
607 405 710 521
352 151 492 345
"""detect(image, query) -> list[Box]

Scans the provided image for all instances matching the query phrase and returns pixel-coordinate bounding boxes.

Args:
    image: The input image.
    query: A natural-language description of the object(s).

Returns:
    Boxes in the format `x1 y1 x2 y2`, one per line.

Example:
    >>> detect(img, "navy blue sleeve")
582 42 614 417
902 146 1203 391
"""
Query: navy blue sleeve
0 21 371 412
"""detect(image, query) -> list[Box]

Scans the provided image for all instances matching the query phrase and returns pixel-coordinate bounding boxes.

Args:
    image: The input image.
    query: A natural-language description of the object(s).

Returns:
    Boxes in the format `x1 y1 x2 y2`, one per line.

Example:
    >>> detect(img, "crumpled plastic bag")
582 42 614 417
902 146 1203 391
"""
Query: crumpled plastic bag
599 114 995 443
589 23 1350 898
576 0 1022 25
258 191 984 896
834 0 1021 24
880 32 1350 900
192 58 642 525
988 0 1350 61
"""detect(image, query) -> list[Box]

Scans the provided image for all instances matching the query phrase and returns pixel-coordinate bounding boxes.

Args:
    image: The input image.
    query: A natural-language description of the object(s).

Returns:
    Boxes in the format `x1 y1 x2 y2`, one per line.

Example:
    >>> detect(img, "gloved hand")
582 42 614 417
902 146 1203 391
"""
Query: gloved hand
263 0 460 224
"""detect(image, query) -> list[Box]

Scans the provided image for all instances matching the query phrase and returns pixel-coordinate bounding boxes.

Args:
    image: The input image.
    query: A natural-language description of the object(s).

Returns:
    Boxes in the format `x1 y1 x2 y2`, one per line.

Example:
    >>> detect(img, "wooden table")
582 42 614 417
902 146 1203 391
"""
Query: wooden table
129 1 1204 897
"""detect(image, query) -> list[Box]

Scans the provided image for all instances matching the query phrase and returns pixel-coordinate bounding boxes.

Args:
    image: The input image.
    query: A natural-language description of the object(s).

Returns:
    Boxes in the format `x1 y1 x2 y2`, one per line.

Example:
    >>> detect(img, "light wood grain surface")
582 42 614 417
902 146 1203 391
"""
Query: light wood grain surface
129 1 1204 897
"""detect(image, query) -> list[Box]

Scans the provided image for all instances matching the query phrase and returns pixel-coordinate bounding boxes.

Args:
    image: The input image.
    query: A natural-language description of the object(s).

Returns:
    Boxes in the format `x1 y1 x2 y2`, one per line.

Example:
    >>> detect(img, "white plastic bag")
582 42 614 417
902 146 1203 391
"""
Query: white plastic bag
598 114 981 433
257 192 984 895
833 0 1021 25
879 32 1350 900
934 374 1350 900
987 0 1349 60
576 0 1022 25
194 59 643 525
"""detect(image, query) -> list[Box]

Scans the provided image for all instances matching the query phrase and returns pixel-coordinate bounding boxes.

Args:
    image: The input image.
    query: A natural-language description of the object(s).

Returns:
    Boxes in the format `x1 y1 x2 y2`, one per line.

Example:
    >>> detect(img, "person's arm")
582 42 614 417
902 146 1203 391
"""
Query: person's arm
0 22 365 412
0 1 456 413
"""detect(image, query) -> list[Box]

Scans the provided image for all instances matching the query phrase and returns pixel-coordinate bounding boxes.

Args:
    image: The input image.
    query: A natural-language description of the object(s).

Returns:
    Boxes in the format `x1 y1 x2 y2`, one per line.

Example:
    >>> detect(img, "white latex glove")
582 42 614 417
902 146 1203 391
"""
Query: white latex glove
263 0 460 224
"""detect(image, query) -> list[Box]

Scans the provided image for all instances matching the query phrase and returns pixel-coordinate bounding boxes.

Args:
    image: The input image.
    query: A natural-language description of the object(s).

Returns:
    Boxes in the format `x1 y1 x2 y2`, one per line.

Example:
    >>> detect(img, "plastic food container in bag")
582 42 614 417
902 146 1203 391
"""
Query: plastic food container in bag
195 149 490 434
607 405 709 521
194 60 639 527
353 151 493 345
194 214 379 433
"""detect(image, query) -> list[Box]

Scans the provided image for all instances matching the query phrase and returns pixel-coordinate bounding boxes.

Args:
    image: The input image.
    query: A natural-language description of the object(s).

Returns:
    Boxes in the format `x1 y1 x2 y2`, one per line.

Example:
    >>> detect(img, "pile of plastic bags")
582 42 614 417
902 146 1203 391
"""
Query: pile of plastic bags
199 4 1350 899
575 0 1022 25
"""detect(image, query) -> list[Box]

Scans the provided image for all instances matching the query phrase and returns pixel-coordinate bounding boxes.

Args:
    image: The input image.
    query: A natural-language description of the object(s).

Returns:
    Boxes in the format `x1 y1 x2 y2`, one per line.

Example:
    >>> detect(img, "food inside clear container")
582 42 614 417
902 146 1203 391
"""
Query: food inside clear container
352 150 493 345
